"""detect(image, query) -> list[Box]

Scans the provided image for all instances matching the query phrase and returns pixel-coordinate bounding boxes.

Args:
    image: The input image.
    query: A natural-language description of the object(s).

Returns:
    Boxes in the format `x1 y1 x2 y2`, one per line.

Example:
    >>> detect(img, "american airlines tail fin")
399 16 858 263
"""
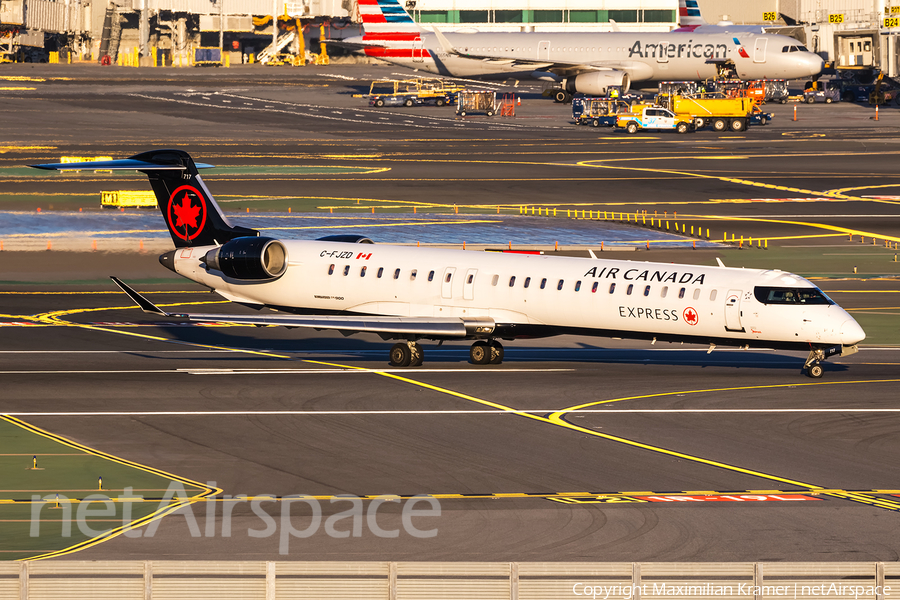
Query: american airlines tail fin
30 149 258 248
677 0 707 27
358 0 422 37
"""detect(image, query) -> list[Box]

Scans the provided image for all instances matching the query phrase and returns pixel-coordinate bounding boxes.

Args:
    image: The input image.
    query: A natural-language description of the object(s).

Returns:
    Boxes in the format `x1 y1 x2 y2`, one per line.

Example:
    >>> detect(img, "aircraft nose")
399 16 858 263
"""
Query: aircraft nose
800 53 825 77
840 319 866 345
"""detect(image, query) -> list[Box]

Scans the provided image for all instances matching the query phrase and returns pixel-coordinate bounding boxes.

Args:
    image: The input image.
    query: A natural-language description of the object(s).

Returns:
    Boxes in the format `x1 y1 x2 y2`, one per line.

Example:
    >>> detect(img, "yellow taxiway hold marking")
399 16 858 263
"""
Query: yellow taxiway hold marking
0 415 220 561
0 87 36 91
699 214 900 244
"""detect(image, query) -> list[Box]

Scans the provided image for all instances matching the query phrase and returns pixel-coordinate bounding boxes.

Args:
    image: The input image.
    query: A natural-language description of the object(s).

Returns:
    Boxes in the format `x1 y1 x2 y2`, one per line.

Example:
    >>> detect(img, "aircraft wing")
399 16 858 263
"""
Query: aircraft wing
111 277 494 339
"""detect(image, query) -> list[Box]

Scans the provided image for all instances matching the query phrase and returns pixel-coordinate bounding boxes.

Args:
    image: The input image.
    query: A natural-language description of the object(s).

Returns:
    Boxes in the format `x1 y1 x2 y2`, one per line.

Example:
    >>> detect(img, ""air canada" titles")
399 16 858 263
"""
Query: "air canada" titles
584 266 706 285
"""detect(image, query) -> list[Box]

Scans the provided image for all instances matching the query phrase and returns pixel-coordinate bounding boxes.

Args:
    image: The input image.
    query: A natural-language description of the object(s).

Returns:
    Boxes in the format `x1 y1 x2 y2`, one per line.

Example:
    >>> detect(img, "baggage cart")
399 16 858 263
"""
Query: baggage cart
457 90 497 116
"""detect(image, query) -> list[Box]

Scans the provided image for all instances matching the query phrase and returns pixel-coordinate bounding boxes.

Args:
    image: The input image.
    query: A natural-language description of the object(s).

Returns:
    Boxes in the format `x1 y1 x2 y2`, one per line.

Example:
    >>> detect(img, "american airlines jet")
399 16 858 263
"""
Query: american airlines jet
340 0 822 101
32 150 864 378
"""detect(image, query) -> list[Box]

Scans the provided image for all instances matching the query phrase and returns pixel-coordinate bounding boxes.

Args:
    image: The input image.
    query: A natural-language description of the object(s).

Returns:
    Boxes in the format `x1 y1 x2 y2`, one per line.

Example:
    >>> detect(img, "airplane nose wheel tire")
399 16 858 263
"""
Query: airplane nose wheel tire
807 364 824 378
389 343 413 367
470 341 491 365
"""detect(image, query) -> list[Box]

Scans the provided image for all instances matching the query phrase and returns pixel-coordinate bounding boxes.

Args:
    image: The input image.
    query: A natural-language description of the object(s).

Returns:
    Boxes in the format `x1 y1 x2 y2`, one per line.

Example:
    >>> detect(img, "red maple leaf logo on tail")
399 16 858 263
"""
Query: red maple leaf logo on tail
173 194 201 228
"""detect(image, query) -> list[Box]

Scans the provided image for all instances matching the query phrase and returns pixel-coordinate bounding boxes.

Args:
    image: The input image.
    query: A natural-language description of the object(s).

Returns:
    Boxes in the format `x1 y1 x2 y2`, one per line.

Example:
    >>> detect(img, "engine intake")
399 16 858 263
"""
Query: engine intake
204 237 287 280
565 71 630 96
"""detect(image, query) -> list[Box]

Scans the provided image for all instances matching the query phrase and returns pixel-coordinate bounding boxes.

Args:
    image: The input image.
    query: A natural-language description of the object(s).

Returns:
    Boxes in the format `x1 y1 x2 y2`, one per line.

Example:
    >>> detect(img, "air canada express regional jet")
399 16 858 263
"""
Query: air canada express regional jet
32 150 863 377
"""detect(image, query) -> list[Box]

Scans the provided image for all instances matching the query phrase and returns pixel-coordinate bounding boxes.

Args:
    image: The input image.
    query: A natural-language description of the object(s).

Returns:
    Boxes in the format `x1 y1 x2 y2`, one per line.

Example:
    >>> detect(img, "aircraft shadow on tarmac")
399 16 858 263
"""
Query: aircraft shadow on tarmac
125 325 836 373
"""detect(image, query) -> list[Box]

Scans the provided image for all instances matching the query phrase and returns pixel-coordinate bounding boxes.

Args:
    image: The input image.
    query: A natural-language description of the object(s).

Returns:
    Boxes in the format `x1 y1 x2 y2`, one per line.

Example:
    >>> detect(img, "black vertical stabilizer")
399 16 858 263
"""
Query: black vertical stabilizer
128 149 258 248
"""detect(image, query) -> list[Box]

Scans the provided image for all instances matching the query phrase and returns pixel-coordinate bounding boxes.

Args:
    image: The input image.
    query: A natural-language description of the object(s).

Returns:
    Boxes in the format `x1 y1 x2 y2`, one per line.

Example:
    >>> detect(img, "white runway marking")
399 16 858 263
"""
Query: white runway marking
5 408 900 417
0 368 573 375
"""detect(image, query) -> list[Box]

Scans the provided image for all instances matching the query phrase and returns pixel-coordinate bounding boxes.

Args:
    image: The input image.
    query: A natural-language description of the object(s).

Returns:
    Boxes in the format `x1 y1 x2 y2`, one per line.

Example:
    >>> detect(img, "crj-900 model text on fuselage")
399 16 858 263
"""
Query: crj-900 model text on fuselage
32 151 863 377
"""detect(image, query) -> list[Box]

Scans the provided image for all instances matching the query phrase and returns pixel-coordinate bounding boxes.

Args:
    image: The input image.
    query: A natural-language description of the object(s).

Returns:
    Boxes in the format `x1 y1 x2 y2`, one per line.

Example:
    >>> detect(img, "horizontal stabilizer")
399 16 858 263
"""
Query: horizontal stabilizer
30 159 214 171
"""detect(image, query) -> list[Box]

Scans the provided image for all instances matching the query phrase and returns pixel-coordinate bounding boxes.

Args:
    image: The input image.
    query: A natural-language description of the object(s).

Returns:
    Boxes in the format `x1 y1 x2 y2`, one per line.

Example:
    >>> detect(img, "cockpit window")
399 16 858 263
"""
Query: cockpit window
754 286 833 305
798 45 809 52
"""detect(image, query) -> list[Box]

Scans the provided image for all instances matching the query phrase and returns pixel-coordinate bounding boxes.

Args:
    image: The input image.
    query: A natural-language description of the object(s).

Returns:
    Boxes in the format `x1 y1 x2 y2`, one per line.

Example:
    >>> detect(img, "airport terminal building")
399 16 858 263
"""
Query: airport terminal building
0 0 898 75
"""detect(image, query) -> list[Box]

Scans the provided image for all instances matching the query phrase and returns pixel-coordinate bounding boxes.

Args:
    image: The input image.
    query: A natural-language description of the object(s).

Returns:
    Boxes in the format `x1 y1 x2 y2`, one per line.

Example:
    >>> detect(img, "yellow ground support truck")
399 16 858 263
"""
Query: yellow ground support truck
656 93 754 132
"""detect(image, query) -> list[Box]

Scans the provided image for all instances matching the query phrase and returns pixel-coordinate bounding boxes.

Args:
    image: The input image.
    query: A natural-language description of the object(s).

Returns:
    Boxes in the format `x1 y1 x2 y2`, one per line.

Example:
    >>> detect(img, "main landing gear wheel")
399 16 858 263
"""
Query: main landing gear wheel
470 341 490 365
553 89 570 103
489 340 504 364
390 342 424 367
389 343 411 367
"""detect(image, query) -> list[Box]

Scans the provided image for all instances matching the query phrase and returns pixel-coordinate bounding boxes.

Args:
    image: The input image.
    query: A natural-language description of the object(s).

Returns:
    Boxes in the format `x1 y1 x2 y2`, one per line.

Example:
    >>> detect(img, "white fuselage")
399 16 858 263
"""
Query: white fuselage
171 241 864 349
351 31 824 84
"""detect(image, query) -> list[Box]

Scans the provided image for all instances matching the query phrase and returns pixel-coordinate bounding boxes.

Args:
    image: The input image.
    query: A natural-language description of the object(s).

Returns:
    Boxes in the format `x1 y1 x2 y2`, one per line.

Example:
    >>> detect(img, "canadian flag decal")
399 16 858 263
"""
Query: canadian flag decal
356 252 372 260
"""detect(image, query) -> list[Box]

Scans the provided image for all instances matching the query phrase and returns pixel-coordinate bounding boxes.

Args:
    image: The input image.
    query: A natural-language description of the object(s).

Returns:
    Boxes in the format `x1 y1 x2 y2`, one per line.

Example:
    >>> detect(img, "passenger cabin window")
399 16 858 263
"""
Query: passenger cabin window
467 274 474 284
394 268 400 280
574 281 581 292
328 264 335 275
609 283 616 294
377 267 384 278
678 287 686 299
661 286 668 298
360 266 367 277
509 276 516 287
710 289 717 301
693 289 701 300
492 275 499 286
428 270 435 282
524 277 531 288
626 284 633 295
644 285 651 296
445 273 452 283
343 265 350 276
410 269 417 280
592 282 598 293
540 278 547 289
754 287 833 305
557 279 564 291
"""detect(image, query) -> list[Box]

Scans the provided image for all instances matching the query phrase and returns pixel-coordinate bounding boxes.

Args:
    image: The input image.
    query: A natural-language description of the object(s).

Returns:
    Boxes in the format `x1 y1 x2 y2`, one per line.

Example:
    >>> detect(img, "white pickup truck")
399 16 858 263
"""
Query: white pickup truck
615 104 696 134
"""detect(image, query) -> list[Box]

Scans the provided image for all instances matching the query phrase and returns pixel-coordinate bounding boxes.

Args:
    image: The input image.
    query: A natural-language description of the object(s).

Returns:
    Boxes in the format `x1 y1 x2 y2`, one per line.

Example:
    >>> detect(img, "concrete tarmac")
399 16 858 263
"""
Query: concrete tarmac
1 63 899 561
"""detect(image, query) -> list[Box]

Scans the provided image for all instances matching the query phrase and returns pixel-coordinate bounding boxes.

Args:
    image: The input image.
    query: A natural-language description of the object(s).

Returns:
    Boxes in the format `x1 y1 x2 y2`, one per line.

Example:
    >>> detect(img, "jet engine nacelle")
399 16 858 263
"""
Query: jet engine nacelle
565 71 630 96
204 236 288 280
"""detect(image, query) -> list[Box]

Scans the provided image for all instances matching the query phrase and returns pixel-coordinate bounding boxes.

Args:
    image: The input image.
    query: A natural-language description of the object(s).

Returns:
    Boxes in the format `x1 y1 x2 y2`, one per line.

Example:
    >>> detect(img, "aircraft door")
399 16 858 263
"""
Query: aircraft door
538 40 550 60
754 38 767 63
658 40 669 63
413 39 425 63
463 268 477 300
724 289 745 332
442 267 456 299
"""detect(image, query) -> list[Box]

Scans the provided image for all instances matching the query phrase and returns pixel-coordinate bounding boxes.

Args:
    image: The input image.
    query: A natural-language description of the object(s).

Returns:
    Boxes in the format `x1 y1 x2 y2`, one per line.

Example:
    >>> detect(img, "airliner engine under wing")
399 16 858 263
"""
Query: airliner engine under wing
338 0 823 98
31 150 864 377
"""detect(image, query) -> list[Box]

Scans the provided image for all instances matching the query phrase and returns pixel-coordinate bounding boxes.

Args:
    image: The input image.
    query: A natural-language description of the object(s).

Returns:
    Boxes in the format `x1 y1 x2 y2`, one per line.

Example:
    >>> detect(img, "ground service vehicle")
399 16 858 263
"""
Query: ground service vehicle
803 80 841 103
616 104 695 134
572 98 630 127
657 93 754 131
748 105 774 125
358 79 453 107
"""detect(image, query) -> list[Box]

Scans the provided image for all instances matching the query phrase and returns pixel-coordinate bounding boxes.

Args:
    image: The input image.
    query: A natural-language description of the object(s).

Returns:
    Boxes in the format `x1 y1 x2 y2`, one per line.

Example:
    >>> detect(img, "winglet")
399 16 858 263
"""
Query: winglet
110 277 175 316
715 257 726 268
